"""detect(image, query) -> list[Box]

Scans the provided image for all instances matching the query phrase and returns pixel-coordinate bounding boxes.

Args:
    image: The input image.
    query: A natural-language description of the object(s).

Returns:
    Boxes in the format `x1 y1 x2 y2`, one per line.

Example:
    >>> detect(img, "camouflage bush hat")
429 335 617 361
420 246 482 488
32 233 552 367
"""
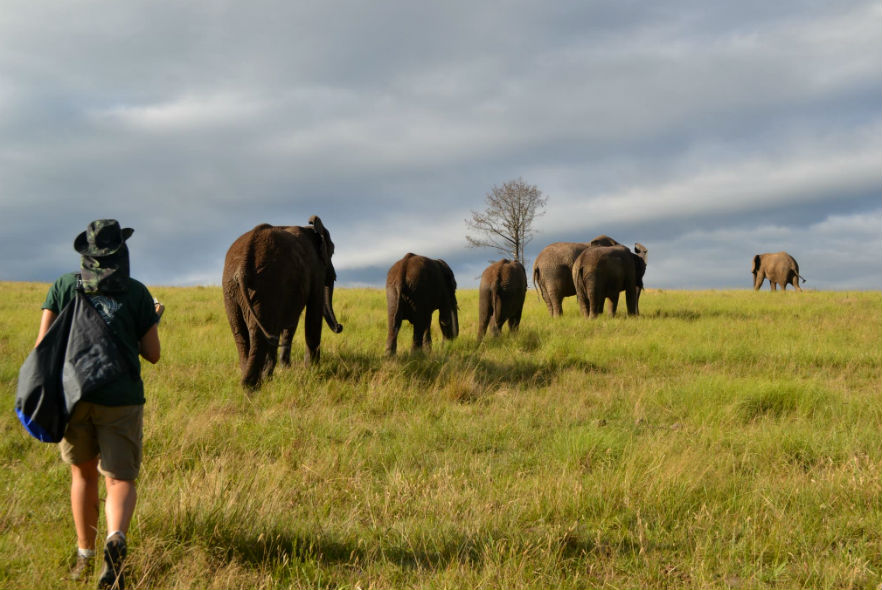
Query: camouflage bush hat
73 219 134 256
74 220 133 294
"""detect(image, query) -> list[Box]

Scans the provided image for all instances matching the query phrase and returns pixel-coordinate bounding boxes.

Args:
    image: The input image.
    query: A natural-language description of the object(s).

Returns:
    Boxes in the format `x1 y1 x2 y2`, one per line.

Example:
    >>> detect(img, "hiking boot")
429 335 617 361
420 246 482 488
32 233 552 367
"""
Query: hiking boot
97 533 127 590
70 553 94 582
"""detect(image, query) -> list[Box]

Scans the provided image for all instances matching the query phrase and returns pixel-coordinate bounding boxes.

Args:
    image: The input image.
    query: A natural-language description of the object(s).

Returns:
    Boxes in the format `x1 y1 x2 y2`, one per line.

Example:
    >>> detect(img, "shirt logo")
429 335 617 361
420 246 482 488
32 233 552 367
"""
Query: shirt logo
88 295 122 325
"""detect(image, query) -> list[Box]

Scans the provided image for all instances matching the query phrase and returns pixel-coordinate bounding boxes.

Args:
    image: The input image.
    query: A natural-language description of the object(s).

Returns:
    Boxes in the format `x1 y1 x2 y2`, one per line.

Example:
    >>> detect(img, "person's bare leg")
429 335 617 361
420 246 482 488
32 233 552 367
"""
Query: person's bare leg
104 478 136 535
71 458 100 550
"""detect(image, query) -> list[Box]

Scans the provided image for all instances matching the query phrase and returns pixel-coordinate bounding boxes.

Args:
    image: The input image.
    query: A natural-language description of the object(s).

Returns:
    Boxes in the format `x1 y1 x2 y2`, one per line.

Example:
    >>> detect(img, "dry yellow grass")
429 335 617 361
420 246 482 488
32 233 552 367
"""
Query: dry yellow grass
1 283 879 588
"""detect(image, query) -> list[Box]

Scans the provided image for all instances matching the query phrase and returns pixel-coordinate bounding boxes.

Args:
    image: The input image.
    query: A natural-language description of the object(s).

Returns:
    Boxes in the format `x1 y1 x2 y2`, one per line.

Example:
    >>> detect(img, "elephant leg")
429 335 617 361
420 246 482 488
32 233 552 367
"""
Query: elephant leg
279 320 298 367
625 287 638 316
551 294 564 317
770 282 778 291
386 307 402 356
242 325 269 389
539 283 555 316
411 317 428 352
385 289 405 356
225 300 250 374
589 290 604 319
385 319 400 356
304 303 322 364
508 313 521 333
489 311 503 337
261 345 278 380
491 294 506 336
493 315 504 336
477 296 491 343
576 290 590 318
753 273 764 291
476 322 487 343
422 314 433 350
385 324 400 356
609 292 620 317
792 276 802 292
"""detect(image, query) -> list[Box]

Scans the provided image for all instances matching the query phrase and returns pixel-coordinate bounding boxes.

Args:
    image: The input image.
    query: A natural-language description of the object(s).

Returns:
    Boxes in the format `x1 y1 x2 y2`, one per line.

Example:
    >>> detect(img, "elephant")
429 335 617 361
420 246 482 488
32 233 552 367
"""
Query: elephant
752 251 805 291
572 243 648 318
477 258 527 343
222 216 343 389
385 253 459 356
532 235 622 316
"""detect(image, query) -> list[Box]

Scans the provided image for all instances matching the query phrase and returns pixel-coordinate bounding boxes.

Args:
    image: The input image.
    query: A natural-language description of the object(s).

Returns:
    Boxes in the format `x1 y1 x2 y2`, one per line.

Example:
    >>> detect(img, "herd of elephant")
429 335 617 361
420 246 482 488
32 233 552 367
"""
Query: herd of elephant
221 216 805 388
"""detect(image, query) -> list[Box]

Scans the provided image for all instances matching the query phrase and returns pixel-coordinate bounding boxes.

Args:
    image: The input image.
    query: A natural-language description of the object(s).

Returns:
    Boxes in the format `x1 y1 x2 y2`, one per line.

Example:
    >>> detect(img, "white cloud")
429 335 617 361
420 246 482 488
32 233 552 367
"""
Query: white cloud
92 94 266 131
335 213 468 270
542 124 882 233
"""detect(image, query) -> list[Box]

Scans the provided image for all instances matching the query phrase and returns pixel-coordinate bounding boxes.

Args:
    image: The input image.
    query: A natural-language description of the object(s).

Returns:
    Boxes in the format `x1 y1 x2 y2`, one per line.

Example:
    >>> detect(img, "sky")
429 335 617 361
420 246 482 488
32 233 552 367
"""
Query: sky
1 1 880 291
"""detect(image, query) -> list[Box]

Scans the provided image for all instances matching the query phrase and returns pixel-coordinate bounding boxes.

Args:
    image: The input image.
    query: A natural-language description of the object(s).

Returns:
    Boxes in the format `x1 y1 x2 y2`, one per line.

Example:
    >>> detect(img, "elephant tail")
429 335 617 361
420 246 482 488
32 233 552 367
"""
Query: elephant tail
532 266 544 302
798 273 807 283
234 268 280 347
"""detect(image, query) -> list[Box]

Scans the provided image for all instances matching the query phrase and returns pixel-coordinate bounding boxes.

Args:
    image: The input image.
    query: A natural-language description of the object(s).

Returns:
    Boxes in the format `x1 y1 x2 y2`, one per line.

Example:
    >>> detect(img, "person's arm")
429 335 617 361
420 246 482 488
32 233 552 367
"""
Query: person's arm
139 323 161 364
35 309 57 347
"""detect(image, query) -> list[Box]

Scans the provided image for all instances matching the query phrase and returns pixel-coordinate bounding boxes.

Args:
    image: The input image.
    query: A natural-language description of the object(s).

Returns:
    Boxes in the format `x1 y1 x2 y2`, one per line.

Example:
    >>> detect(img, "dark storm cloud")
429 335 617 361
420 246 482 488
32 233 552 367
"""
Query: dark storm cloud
1 0 879 290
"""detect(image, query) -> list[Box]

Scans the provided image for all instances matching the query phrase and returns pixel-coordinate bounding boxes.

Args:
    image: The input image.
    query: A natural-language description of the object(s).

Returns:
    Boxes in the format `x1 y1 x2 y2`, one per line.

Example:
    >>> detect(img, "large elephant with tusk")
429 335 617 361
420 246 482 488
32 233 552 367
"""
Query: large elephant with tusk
222 216 343 389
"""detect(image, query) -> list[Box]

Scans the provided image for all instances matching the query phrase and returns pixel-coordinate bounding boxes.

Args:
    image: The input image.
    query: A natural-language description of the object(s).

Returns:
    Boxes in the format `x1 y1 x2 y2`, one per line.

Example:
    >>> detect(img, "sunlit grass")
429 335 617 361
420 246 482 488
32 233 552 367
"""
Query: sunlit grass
0 283 879 588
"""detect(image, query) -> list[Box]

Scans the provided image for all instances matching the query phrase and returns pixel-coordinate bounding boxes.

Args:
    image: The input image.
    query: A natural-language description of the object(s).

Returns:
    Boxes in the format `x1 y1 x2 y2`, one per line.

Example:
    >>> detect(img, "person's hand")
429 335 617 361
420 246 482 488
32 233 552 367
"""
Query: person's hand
153 298 165 321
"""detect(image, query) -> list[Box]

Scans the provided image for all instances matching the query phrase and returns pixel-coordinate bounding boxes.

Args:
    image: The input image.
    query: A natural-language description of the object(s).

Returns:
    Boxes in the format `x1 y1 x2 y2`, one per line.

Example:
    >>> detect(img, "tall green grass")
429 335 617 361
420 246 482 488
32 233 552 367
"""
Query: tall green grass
0 284 879 588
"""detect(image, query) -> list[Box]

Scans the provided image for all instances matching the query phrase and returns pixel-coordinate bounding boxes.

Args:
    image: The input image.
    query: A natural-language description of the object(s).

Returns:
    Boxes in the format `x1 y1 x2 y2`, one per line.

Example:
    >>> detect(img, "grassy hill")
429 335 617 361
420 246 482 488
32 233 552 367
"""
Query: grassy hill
1 283 879 589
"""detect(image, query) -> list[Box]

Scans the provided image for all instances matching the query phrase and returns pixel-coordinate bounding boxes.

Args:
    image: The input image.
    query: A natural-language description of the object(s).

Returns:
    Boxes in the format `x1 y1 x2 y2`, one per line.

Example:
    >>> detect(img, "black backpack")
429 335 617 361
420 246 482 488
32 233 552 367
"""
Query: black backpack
15 290 129 442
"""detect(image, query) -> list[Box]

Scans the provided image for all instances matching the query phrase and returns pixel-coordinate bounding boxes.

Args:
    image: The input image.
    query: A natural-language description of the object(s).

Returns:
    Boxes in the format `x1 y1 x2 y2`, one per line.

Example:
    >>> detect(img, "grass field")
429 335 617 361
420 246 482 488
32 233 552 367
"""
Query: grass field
0 282 879 589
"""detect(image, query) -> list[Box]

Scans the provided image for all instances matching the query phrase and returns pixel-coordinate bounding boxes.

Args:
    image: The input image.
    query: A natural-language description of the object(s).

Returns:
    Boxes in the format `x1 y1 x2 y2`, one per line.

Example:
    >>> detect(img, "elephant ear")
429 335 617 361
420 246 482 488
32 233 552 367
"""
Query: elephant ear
632 252 647 285
309 215 337 281
436 259 457 298
752 255 761 273
633 243 648 262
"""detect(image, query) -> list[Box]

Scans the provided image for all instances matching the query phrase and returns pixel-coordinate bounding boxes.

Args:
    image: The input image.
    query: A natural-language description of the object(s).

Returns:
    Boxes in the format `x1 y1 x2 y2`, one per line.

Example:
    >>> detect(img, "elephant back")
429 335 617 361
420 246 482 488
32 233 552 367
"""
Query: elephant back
387 253 457 310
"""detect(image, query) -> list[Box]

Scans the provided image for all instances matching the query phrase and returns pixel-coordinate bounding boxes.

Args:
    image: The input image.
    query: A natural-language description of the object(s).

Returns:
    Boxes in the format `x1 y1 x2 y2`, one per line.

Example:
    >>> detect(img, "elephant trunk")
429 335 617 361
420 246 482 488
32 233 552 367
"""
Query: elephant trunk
440 305 459 340
323 283 343 334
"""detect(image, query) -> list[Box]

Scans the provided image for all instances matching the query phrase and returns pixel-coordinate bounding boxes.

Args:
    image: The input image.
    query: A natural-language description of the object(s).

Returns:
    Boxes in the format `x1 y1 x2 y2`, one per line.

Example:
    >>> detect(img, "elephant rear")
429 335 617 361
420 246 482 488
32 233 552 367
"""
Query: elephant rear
752 251 803 291
533 242 590 316
385 253 459 355
478 259 527 341
573 244 647 318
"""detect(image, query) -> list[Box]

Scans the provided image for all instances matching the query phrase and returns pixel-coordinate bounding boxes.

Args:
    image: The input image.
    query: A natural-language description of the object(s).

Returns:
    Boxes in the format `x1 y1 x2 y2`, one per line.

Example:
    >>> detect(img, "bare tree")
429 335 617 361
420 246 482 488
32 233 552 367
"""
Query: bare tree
465 178 548 266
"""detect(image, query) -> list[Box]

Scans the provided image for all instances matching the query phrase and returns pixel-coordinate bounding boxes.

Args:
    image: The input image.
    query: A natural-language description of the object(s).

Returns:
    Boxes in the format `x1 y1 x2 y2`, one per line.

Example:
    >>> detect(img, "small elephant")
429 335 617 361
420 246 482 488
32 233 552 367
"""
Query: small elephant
533 235 622 316
222 216 343 389
752 252 805 291
386 253 459 355
572 243 648 318
477 259 527 343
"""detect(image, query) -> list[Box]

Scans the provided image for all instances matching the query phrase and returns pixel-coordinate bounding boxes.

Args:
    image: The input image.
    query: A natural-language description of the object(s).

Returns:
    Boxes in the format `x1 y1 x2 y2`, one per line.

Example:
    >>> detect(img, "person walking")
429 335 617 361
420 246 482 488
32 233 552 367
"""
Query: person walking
35 219 163 590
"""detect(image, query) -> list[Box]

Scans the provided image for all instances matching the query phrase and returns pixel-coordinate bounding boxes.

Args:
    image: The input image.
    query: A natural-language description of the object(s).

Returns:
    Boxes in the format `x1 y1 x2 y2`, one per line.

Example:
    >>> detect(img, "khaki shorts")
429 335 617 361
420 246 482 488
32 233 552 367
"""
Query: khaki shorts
59 402 144 481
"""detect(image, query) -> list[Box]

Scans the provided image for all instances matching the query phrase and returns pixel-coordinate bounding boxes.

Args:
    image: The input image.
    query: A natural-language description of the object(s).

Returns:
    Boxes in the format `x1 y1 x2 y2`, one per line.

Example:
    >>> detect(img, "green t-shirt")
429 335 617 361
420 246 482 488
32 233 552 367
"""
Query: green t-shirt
42 272 159 406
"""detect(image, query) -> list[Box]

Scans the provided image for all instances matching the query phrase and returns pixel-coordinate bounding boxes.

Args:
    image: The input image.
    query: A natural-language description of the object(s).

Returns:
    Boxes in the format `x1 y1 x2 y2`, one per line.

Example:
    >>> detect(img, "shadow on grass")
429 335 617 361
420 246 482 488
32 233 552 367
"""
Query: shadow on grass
157 526 485 575
390 355 606 390
267 341 608 400
184 525 622 572
645 309 753 321
142 509 656 586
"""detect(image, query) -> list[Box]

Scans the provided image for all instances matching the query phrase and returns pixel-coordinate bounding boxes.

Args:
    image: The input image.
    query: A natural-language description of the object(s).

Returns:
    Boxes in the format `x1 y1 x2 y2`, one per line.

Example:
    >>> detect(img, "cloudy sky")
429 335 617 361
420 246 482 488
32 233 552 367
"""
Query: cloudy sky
1 1 880 290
